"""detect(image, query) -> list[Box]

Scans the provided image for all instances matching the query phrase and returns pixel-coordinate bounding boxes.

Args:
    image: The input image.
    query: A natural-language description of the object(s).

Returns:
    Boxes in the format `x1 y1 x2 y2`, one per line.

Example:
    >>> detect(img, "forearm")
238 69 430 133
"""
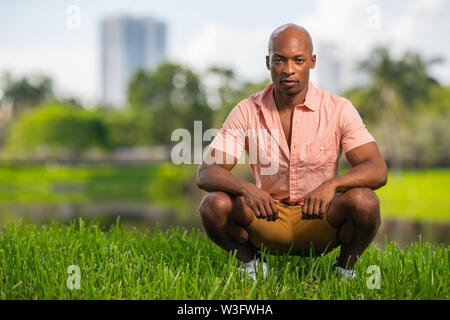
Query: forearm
196 164 252 196
330 159 387 192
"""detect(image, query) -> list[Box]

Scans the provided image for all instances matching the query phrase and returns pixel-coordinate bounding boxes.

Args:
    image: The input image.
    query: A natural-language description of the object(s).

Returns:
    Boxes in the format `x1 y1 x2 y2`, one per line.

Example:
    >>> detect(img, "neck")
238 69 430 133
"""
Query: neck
273 83 309 112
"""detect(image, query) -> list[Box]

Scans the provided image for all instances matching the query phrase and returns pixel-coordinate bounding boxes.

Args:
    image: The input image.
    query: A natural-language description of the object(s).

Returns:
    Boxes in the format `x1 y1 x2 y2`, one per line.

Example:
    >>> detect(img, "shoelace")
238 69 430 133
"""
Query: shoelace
332 262 356 279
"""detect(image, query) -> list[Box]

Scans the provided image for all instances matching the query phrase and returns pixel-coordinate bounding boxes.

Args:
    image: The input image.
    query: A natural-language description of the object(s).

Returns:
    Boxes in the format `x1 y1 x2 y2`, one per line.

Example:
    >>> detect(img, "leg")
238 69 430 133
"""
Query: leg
199 191 256 262
326 187 381 269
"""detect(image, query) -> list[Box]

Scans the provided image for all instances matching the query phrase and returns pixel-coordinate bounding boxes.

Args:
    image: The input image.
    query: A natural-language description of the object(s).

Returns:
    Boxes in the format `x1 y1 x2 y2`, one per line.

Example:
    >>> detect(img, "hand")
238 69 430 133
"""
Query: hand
241 183 278 221
302 180 336 220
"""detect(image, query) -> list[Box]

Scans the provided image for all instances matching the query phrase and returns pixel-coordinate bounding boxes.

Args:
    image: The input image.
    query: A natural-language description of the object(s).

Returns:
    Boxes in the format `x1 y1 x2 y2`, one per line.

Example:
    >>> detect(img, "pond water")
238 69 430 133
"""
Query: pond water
375 218 449 250
0 164 448 251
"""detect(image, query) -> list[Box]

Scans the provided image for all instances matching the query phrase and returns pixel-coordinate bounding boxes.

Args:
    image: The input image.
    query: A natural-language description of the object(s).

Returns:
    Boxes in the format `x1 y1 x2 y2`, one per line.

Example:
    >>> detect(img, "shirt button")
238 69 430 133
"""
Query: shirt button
291 191 296 195
291 168 296 173
320 146 324 151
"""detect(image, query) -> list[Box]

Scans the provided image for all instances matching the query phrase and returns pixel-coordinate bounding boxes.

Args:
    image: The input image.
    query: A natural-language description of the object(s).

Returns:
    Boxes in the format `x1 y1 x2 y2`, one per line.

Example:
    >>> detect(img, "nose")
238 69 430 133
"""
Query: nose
283 60 295 75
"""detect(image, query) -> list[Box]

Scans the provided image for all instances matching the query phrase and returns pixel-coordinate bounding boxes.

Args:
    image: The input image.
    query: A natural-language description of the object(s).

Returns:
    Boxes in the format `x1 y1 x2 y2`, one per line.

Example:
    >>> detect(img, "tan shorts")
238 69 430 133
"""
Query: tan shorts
247 202 340 256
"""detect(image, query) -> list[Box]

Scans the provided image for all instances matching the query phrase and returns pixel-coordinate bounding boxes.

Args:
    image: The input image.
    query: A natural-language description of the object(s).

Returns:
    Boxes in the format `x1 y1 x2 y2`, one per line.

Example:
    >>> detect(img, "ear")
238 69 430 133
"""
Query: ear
266 55 270 70
310 54 316 69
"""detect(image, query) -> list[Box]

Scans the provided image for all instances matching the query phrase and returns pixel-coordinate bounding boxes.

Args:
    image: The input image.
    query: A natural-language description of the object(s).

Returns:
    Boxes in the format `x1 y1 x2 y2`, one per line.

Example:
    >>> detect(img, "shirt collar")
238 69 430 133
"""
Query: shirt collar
253 80 319 112
302 81 319 111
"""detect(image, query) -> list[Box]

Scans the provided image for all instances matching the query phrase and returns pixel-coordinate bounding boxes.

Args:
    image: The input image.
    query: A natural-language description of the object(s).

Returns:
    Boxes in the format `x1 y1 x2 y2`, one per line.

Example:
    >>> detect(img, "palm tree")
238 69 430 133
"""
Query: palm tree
0 72 54 117
357 47 441 173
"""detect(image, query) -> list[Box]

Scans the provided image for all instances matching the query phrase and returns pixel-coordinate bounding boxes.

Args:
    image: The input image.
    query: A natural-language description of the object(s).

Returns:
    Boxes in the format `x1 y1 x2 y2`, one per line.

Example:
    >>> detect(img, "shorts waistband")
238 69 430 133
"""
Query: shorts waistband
279 198 304 206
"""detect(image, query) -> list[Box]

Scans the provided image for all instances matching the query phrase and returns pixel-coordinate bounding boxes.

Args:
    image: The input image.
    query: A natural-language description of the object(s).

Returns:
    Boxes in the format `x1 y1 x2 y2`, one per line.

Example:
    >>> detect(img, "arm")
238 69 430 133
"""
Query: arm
196 148 245 195
197 148 278 221
302 141 387 219
331 141 387 192
303 98 387 219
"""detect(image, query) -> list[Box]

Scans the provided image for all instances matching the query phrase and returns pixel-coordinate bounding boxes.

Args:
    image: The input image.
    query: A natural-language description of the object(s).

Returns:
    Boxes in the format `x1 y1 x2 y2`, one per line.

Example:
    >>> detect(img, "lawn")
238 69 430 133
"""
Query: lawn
374 168 450 222
0 219 448 300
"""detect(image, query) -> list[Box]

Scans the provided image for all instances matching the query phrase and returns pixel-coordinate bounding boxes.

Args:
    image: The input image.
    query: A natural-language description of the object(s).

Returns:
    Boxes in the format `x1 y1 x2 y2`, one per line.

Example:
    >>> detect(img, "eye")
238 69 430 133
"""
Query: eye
296 59 305 63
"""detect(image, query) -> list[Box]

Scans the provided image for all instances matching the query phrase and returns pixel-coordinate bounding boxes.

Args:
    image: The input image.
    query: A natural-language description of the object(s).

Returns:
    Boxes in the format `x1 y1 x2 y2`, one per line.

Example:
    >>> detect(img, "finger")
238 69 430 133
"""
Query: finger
313 199 321 219
269 200 279 220
302 198 309 219
319 201 328 219
264 201 273 221
267 200 277 221
323 201 332 218
318 201 324 219
257 202 267 219
307 198 315 218
326 201 332 213
250 203 260 218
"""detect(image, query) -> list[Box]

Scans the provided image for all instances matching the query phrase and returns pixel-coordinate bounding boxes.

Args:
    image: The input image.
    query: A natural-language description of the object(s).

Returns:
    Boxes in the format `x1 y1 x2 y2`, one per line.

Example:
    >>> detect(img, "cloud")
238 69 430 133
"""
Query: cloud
177 23 272 81
297 0 376 56
180 0 450 85
385 0 450 82
1 0 448 104
0 45 98 105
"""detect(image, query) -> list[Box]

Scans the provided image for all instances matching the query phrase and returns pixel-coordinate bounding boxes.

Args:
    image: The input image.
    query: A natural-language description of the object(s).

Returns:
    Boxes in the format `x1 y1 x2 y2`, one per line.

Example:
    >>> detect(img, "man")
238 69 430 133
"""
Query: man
197 24 387 280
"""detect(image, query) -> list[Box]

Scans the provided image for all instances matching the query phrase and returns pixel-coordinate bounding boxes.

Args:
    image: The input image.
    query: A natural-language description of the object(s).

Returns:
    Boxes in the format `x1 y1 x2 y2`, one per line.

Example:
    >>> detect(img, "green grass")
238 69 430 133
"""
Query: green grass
0 218 448 300
374 168 450 222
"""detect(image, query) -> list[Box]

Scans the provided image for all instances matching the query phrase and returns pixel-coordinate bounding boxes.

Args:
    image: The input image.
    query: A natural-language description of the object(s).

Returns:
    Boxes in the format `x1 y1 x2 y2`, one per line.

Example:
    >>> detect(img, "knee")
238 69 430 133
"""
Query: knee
199 192 233 226
343 187 380 230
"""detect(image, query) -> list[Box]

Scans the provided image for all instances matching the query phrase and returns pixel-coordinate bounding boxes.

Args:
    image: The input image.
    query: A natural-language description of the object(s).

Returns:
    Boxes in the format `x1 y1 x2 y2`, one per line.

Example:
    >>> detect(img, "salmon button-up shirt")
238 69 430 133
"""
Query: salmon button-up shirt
207 81 375 205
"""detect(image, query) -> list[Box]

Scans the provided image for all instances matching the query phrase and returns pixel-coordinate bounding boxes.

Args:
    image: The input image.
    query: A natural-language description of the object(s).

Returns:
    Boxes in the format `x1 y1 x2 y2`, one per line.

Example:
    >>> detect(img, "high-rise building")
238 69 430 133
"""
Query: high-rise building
314 42 364 94
101 16 167 106
315 42 342 94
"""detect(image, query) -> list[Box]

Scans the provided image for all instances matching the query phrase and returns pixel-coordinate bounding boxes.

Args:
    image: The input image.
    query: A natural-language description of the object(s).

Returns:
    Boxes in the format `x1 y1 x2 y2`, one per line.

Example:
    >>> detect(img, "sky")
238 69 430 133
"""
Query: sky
0 0 449 105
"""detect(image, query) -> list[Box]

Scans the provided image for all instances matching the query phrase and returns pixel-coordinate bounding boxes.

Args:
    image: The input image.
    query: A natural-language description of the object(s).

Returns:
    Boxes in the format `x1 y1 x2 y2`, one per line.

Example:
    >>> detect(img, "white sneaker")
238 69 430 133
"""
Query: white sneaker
240 259 268 281
332 262 356 280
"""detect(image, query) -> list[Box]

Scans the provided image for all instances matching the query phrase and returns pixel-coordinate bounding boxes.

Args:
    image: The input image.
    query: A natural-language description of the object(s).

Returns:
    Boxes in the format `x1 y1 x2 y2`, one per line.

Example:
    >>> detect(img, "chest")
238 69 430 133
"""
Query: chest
278 111 294 148
250 105 340 156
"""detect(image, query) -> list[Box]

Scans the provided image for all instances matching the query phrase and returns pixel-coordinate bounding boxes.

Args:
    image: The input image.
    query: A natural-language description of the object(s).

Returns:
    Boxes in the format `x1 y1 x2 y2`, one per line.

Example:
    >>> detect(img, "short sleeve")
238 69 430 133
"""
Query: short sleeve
339 99 375 153
208 104 247 160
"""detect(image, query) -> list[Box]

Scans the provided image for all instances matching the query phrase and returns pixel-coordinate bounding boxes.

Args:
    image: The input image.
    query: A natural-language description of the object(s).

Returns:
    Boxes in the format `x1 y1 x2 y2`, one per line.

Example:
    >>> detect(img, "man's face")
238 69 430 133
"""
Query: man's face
266 30 316 96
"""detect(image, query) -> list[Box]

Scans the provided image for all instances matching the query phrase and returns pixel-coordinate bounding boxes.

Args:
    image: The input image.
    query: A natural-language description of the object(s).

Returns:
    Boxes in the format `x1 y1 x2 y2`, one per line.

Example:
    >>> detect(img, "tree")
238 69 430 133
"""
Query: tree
127 63 213 146
0 72 54 116
203 67 270 128
102 107 155 147
347 47 442 171
3 102 108 161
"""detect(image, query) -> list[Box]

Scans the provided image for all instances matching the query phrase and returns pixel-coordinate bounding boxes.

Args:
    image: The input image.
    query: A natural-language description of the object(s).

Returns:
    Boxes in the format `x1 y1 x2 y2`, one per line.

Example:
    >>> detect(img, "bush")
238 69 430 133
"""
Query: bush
102 108 155 147
3 102 108 161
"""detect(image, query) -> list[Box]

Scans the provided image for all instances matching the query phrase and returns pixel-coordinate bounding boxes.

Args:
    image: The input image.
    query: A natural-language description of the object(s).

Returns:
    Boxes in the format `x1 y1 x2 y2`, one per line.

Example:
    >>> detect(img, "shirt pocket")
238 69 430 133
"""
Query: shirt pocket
307 139 337 173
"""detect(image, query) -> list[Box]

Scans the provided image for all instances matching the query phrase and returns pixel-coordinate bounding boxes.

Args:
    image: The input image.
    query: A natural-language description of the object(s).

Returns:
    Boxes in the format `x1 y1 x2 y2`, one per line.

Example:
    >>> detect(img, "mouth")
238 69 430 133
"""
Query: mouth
280 79 299 87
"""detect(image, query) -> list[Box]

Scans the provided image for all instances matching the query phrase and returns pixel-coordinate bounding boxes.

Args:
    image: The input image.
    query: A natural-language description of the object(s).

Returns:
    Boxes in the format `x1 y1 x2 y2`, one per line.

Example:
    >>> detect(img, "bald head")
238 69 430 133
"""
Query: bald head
266 24 316 97
268 24 314 58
